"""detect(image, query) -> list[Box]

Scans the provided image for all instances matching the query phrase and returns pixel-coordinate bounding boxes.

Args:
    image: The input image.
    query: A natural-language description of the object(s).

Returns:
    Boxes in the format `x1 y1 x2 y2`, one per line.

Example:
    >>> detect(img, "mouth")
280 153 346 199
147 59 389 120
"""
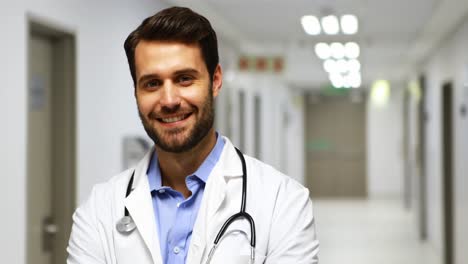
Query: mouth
157 113 192 124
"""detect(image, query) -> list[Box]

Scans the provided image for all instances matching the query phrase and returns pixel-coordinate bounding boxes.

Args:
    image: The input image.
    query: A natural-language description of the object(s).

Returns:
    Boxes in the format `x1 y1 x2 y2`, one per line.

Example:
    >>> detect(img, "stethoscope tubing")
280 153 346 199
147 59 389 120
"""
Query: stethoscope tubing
213 148 256 248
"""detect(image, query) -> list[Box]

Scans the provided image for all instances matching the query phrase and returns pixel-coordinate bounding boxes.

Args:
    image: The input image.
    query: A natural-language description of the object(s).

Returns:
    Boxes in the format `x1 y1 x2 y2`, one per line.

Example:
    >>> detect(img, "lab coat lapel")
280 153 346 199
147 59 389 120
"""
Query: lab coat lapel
187 156 227 263
205 137 244 228
124 150 163 264
187 138 243 263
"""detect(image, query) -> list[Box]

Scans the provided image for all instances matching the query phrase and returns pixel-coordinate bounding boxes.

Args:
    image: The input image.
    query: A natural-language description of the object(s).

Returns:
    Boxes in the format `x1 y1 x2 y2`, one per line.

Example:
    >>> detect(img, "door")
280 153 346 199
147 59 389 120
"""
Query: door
305 94 367 197
27 22 76 264
442 81 454 264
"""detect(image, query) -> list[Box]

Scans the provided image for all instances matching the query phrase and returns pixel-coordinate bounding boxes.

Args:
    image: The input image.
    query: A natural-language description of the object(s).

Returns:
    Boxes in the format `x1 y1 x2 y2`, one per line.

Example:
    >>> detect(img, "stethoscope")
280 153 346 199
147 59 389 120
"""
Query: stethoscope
116 148 256 263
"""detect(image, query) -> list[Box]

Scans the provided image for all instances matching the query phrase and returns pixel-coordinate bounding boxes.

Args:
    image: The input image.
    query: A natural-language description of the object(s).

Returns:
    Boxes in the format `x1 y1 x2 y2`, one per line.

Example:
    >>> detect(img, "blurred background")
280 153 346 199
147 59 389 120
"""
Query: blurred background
1 0 468 263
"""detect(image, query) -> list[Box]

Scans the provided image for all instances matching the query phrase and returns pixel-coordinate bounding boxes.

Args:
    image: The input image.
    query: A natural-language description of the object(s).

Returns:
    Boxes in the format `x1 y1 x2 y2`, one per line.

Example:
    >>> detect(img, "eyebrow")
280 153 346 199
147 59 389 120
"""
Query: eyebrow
173 68 200 76
138 68 201 85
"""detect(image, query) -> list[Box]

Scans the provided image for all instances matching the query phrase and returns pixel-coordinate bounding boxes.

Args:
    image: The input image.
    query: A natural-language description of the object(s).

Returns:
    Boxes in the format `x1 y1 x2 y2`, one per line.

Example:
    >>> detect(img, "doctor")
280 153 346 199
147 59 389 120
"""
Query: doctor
67 6 319 264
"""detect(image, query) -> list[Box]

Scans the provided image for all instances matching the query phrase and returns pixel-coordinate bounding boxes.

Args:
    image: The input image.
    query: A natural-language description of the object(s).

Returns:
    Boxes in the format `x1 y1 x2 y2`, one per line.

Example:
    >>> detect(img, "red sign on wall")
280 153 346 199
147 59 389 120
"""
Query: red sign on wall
238 56 284 73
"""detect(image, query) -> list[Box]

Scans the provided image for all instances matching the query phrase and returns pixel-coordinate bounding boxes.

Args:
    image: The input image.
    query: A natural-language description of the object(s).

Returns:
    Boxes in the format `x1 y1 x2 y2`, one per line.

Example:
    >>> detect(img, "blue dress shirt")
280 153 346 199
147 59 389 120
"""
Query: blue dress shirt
147 134 225 264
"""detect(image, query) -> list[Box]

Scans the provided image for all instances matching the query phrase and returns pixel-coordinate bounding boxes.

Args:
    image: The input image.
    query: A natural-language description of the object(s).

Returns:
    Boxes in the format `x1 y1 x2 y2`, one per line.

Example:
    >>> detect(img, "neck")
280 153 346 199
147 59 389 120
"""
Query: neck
155 129 217 197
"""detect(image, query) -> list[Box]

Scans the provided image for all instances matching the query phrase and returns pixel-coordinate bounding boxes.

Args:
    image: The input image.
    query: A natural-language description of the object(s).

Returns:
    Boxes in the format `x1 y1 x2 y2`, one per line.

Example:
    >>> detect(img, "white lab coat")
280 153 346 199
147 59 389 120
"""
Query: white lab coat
67 137 319 264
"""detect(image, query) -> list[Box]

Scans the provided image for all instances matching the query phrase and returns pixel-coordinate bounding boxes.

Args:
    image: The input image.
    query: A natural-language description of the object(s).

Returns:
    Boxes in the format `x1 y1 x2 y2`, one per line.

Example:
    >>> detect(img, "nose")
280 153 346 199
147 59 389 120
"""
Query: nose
159 82 181 112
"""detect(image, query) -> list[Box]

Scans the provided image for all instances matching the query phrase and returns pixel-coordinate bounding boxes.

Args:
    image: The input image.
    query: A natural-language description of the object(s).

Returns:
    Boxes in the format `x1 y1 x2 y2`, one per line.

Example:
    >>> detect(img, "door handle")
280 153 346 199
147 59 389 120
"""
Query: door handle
44 222 59 235
42 216 59 252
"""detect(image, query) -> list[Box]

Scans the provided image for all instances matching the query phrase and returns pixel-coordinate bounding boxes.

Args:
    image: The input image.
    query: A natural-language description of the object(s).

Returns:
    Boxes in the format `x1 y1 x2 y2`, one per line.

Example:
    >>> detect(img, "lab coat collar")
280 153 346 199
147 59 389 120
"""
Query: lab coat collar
124 147 163 264
217 136 243 179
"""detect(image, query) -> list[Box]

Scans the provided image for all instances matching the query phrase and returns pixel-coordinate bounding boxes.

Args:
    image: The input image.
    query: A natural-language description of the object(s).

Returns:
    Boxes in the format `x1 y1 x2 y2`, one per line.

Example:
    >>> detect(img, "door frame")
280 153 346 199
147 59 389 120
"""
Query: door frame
26 17 76 264
418 75 427 241
441 81 454 264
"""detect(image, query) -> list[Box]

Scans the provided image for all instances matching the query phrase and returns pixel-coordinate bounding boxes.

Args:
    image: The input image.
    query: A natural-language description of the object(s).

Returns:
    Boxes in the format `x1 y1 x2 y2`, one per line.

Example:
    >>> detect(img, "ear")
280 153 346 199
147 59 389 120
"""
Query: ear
212 64 223 98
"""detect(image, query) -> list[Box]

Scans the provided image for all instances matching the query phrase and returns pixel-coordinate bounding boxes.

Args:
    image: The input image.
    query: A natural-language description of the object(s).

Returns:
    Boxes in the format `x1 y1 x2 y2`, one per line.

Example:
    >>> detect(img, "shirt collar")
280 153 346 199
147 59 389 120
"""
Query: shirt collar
147 132 225 192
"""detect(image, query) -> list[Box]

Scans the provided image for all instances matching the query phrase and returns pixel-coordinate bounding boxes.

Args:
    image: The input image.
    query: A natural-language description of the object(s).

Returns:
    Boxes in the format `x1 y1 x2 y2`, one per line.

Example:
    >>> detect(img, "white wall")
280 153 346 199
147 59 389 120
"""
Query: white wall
404 79 426 233
366 83 405 198
418 14 468 263
1 2 27 263
1 0 169 263
284 90 306 184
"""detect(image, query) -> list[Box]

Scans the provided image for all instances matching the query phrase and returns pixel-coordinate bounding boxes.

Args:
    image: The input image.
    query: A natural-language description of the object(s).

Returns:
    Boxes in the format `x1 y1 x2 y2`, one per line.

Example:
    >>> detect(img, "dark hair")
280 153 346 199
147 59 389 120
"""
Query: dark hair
124 6 219 86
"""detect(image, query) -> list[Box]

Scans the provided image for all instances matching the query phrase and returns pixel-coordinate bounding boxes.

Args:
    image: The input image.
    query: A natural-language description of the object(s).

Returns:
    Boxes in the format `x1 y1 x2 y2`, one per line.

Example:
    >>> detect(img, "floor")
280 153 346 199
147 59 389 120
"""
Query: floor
313 199 442 264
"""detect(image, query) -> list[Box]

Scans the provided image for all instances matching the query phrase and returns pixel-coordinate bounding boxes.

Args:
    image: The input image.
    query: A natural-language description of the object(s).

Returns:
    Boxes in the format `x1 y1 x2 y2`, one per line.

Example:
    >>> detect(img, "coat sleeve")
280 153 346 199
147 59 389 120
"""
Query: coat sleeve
67 186 109 264
265 178 319 264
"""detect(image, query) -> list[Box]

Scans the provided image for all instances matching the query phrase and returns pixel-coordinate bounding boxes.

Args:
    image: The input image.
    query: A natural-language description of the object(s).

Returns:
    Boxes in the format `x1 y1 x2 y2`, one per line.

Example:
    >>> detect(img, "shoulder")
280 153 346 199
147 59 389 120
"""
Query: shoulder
221 136 307 194
89 169 133 202
73 168 134 228
244 154 309 196
81 147 154 209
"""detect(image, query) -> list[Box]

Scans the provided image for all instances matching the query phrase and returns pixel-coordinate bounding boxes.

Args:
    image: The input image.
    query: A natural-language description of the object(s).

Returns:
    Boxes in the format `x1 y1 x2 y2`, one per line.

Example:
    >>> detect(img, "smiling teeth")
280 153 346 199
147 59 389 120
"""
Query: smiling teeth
161 115 186 123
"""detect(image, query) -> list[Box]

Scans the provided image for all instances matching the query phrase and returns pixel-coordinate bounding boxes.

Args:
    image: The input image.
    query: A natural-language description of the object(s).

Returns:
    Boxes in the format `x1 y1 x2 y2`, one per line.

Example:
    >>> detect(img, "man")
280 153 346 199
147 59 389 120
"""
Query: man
67 6 319 264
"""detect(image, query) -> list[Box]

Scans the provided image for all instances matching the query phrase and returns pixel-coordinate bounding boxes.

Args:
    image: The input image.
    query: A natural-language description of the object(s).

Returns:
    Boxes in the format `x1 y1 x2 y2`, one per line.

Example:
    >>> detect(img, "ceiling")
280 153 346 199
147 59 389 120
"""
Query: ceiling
164 0 468 89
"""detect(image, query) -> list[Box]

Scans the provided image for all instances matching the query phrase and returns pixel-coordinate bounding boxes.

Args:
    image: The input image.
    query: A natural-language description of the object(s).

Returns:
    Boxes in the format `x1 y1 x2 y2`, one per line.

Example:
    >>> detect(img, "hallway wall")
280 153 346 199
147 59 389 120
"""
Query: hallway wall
366 83 405 198
418 12 468 264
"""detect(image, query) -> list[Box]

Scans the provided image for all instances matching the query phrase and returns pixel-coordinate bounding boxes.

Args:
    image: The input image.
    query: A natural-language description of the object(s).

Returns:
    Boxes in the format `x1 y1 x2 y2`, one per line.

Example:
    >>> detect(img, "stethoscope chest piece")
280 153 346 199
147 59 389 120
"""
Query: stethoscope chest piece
116 216 136 233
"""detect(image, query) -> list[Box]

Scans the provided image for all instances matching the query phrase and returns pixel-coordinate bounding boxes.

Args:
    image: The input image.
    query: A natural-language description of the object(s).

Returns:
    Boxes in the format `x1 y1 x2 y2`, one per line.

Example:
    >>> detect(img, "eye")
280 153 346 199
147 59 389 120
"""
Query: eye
177 75 194 86
143 79 161 89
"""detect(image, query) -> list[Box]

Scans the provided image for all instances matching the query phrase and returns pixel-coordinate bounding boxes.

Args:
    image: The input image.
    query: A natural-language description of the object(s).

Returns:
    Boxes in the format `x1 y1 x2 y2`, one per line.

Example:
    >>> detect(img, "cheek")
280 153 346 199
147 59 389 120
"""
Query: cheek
136 94 158 114
181 87 211 107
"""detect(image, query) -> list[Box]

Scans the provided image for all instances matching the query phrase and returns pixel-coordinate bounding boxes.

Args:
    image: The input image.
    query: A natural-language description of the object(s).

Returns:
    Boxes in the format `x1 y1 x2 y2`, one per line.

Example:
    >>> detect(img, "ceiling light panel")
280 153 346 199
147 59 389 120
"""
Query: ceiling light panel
301 15 321 35
330 72 345 88
341 15 359 35
348 72 362 88
344 42 360 59
321 15 340 35
323 59 336 73
330 42 345 59
336 59 348 73
315 43 331 59
347 59 361 72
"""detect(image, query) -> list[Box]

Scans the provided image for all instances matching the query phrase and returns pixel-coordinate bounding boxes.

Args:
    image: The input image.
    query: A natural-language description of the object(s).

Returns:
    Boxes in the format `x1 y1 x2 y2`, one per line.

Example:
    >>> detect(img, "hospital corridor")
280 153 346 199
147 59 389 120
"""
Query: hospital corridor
2 0 468 263
314 199 441 264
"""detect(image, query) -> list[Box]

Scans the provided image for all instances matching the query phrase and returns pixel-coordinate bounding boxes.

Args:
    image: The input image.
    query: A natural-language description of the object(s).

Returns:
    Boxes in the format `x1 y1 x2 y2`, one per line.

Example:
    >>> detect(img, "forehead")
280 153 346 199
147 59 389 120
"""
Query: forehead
134 40 206 77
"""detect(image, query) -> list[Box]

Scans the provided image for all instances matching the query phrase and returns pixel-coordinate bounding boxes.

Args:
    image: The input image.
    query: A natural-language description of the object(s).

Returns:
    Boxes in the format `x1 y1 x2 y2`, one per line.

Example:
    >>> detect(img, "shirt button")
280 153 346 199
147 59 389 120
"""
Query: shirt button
173 246 180 254
176 202 181 208
158 189 165 194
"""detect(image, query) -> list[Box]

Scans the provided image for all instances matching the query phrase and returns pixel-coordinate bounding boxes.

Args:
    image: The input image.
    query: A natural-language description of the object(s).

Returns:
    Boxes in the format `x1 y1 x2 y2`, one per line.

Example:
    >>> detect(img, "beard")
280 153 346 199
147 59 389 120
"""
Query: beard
138 89 215 153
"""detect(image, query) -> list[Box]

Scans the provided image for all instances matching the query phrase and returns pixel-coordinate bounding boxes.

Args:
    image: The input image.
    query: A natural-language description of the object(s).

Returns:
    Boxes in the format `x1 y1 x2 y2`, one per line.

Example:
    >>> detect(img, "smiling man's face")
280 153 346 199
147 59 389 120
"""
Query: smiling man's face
134 40 222 153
